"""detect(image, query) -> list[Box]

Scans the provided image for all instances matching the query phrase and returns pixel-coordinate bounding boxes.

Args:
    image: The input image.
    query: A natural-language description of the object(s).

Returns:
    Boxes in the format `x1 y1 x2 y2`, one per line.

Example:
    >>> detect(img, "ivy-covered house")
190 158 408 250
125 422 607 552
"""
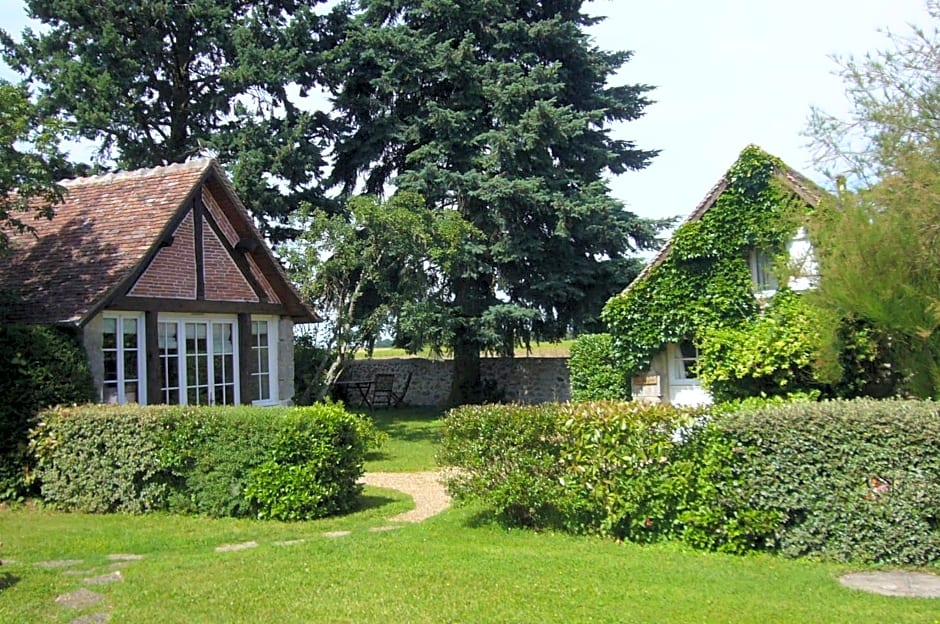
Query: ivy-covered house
602 145 822 406
0 159 316 406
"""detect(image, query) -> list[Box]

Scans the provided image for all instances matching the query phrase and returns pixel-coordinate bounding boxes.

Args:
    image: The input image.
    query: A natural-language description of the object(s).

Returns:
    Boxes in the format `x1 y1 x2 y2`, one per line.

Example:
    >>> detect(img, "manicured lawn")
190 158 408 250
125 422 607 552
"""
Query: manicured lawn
363 407 445 472
1 501 937 623
2 407 937 623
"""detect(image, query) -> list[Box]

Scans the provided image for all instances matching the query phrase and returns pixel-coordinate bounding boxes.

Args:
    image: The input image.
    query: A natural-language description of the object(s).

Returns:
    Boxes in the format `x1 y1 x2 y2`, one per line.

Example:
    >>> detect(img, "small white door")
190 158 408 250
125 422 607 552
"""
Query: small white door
667 341 712 407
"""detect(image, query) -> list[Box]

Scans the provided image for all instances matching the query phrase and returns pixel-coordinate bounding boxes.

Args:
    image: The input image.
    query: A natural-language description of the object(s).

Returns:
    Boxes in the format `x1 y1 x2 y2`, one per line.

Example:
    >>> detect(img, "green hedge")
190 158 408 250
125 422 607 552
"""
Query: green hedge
715 399 940 564
568 334 629 401
440 399 940 565
439 402 719 541
31 403 378 520
0 324 95 499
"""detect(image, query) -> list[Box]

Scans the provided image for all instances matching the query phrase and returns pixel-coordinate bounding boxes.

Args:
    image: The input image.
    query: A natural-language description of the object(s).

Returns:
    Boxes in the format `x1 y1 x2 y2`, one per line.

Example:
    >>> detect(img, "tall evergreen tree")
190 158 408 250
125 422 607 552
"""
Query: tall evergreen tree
327 0 664 403
1 0 339 239
0 80 67 251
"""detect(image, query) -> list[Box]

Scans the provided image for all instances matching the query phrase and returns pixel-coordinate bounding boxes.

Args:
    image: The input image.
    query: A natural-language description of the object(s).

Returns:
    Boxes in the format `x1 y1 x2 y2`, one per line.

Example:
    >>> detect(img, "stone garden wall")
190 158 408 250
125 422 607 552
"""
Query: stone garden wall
337 357 571 406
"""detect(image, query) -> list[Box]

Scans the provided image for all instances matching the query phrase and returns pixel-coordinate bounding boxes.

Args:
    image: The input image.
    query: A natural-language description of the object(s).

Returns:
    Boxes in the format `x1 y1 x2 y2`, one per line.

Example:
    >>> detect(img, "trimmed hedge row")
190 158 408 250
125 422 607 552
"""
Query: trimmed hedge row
568 334 628 401
439 399 940 565
0 324 95 499
31 403 380 520
716 399 940 564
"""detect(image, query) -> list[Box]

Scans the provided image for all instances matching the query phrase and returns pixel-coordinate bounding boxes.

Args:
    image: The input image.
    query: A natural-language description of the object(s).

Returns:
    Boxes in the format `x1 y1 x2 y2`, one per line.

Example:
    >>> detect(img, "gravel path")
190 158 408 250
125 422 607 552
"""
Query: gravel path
360 471 451 522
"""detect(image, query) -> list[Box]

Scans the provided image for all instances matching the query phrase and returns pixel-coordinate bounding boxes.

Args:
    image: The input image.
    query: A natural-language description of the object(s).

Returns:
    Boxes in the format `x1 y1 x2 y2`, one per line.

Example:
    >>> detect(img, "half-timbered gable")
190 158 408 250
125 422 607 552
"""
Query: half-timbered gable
0 159 315 406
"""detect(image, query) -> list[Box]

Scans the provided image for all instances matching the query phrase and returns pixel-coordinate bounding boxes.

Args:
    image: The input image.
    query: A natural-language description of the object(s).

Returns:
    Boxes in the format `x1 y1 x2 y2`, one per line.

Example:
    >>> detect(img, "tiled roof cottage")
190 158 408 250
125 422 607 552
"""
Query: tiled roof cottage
0 158 315 405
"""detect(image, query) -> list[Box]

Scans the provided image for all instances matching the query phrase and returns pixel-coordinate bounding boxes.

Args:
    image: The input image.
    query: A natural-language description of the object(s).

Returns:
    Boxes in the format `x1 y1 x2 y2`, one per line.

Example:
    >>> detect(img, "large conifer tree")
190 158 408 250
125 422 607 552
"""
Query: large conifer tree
1 0 338 238
327 0 663 403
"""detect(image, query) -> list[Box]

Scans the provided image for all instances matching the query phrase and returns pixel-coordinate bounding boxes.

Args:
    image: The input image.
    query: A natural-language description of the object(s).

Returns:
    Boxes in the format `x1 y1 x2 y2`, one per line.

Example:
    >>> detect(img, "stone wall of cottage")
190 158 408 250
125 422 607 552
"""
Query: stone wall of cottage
336 357 571 406
277 317 295 404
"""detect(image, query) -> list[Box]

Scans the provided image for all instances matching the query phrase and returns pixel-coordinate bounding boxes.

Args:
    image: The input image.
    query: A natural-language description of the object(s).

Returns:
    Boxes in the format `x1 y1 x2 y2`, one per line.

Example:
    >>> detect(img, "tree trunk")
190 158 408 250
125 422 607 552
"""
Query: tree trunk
447 275 489 405
449 328 482 406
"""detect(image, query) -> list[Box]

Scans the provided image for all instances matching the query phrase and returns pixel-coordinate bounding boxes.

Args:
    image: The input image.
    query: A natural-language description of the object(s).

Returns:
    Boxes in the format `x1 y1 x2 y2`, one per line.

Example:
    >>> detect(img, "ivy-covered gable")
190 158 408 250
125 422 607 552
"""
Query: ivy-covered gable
602 145 822 374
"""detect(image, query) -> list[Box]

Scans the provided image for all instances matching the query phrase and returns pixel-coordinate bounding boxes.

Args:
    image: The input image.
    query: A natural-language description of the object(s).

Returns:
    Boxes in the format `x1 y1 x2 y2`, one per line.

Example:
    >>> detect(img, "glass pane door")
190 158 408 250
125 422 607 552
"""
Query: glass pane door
185 322 210 405
212 322 236 405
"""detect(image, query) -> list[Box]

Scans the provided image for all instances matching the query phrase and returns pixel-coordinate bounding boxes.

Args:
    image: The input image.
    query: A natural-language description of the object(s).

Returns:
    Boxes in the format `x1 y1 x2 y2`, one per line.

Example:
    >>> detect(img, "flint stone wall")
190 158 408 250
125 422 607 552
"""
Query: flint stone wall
336 357 570 406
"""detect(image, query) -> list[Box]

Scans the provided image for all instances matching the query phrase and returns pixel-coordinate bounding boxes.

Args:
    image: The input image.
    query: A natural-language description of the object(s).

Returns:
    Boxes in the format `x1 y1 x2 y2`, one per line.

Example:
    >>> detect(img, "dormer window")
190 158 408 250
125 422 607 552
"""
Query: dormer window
749 249 778 294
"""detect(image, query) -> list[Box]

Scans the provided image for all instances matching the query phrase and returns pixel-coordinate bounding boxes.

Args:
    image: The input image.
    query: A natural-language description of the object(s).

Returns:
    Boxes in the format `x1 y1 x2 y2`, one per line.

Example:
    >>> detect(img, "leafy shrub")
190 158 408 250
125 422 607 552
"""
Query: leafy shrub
293 333 331 405
159 407 277 517
553 401 703 541
0 324 95 499
244 403 371 520
32 403 378 520
696 291 824 402
441 401 737 544
439 403 564 527
30 406 168 513
442 398 940 564
568 334 628 401
714 399 940 564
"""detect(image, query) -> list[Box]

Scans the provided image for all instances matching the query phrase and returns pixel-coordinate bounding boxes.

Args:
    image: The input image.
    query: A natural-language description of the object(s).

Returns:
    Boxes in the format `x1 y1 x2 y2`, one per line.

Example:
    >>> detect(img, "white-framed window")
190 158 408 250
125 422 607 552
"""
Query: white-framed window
102 312 146 404
787 228 818 292
670 340 699 384
158 315 239 406
249 317 278 405
749 249 778 294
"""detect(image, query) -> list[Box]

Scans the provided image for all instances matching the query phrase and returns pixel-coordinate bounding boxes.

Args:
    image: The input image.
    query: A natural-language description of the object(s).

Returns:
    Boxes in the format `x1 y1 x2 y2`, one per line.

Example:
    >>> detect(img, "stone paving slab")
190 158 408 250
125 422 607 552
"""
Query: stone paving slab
272 539 307 547
368 525 403 533
36 559 83 569
323 531 351 539
84 571 123 585
70 613 109 624
106 553 144 561
840 570 940 598
215 541 258 553
108 562 133 570
55 588 106 609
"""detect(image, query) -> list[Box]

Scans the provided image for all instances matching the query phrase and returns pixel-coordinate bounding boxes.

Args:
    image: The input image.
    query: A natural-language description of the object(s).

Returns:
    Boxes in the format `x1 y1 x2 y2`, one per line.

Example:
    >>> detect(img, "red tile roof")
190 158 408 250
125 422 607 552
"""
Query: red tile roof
0 159 314 325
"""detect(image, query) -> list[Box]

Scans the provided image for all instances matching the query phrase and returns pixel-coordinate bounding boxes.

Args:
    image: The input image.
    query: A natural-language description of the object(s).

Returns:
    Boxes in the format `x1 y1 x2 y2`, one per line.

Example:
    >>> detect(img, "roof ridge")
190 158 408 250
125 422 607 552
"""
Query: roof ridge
58 157 215 187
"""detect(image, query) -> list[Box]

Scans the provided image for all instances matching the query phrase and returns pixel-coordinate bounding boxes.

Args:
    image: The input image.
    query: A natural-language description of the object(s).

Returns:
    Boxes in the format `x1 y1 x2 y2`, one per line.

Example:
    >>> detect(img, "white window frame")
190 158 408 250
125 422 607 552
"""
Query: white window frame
749 249 778 296
101 312 147 404
157 314 240 406
669 340 700 385
250 315 279 406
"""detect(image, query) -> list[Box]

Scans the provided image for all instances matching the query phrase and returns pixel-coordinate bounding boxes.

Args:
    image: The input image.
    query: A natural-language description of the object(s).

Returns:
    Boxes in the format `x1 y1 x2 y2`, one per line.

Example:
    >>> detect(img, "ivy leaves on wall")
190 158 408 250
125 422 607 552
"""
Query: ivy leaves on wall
602 145 809 376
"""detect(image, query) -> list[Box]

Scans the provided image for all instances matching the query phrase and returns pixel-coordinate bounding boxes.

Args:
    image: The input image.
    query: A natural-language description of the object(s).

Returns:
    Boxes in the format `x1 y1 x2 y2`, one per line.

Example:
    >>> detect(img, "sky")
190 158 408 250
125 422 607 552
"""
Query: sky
0 0 934 226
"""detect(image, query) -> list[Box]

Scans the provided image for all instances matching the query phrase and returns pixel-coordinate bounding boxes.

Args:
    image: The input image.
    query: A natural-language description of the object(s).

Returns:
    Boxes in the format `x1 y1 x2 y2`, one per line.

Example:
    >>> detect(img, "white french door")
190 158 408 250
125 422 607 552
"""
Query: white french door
158 317 239 405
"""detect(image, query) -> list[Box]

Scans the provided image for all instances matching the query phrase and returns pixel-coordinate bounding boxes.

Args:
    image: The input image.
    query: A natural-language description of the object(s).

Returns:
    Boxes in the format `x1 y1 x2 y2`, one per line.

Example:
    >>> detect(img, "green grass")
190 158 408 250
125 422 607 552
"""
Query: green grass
2 408 938 623
363 407 445 472
2 502 937 623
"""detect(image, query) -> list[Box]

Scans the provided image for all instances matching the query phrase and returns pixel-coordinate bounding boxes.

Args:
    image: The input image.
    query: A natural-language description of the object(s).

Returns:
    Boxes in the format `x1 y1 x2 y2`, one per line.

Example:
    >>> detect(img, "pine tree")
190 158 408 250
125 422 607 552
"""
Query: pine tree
1 0 338 238
327 0 664 403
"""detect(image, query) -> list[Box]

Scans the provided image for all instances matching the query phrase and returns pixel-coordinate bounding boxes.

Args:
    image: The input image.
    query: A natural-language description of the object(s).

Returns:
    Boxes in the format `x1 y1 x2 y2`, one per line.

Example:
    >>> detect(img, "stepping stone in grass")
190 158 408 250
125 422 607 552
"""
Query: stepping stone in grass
214 541 258 553
107 562 133 570
839 570 940 598
322 531 351 539
106 554 144 562
84 571 123 585
55 588 105 609
36 559 84 569
368 525 402 533
273 539 307 547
